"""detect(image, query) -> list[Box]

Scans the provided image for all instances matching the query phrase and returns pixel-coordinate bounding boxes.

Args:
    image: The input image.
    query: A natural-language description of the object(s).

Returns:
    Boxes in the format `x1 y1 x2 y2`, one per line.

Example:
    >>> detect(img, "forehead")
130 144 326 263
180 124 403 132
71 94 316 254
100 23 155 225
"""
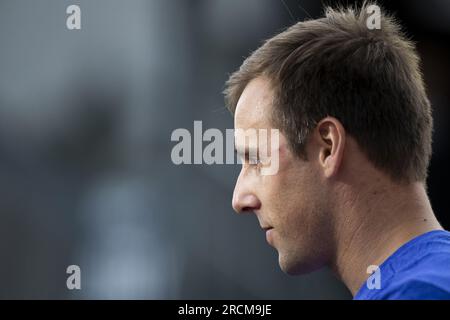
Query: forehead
234 76 274 130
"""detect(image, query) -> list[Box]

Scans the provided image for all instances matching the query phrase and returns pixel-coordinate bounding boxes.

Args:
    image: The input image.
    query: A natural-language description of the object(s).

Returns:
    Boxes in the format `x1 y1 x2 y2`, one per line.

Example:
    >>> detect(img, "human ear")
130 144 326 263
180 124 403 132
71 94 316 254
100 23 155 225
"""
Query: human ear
315 117 346 178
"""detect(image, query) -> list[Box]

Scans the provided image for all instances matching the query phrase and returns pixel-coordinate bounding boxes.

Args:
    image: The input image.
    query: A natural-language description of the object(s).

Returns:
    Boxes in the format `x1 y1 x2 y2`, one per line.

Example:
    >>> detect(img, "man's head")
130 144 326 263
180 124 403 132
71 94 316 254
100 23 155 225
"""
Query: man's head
224 3 433 275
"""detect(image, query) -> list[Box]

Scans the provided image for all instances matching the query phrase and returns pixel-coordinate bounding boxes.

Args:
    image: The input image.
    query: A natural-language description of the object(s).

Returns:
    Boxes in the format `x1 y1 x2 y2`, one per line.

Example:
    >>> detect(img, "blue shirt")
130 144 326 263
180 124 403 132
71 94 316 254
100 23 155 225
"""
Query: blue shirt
354 230 450 300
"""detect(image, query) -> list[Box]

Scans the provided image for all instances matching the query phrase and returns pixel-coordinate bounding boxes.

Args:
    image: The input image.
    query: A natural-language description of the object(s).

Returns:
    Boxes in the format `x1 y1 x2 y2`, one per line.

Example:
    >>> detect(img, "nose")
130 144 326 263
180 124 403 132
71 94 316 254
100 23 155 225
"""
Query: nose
232 173 261 213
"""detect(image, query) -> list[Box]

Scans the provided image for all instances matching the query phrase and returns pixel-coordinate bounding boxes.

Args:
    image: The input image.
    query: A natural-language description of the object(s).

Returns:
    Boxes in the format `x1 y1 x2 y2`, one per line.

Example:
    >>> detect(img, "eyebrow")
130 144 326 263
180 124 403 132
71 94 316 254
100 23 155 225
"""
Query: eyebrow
234 145 259 162
235 145 258 154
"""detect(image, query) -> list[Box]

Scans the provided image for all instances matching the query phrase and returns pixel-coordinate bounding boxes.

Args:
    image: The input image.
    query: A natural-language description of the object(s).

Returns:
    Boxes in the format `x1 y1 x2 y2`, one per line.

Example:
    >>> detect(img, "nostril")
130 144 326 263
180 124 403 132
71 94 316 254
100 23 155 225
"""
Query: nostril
232 194 261 214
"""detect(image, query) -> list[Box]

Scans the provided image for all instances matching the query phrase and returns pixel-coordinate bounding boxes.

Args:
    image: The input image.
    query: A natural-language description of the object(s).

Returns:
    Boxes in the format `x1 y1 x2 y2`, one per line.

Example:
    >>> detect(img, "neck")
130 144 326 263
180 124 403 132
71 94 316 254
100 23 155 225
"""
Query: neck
330 179 442 296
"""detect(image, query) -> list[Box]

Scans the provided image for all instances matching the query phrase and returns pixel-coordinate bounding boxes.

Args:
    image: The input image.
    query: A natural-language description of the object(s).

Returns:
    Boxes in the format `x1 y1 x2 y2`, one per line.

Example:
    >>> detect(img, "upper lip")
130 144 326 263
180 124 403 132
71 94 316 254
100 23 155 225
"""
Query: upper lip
256 213 272 231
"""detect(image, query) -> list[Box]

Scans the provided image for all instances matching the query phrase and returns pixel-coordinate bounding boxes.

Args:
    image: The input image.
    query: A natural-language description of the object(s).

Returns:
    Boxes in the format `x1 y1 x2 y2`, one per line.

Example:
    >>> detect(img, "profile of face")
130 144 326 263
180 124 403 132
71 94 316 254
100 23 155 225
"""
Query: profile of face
232 76 342 275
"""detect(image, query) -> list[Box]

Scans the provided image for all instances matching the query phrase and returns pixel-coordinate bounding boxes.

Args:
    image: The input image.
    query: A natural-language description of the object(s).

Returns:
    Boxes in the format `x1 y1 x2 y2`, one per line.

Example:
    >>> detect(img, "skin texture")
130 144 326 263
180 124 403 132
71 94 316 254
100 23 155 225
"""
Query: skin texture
232 76 443 296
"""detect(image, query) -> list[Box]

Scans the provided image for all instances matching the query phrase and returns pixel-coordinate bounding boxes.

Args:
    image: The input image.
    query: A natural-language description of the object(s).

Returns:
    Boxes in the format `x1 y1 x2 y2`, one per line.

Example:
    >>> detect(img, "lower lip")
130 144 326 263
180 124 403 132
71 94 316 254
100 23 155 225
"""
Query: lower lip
265 228 274 244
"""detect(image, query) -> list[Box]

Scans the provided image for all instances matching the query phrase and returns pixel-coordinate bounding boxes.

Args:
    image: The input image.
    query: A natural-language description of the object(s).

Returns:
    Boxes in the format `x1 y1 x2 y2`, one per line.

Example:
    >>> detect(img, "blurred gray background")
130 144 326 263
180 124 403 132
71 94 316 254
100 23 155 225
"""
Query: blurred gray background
0 0 448 299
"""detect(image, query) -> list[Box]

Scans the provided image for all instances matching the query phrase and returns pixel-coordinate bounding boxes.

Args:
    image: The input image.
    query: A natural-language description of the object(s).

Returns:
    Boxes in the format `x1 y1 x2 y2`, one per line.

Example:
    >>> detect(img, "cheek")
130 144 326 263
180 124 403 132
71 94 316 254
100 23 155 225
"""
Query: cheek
259 142 321 222
263 164 320 226
260 171 305 219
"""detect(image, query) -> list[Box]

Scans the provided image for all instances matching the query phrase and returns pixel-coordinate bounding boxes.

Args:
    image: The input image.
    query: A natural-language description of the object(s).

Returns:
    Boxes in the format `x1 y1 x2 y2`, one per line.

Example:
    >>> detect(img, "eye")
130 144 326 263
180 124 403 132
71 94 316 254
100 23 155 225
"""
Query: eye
235 149 262 167
248 155 260 165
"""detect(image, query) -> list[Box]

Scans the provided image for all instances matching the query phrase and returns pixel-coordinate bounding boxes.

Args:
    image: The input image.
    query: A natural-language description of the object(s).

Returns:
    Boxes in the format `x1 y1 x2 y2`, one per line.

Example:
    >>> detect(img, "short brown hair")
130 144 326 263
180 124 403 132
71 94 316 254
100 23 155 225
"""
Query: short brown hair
224 2 433 183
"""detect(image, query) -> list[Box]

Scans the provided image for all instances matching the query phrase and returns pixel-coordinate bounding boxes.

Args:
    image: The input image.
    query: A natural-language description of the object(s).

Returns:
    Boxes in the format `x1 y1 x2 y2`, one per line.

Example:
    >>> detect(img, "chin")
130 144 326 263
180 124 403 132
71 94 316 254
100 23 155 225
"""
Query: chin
278 252 325 276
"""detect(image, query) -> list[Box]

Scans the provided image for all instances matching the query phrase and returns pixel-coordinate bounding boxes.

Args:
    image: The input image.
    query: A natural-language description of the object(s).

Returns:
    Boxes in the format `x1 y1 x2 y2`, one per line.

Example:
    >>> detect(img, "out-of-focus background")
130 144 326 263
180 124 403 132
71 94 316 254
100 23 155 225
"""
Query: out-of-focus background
0 0 448 299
